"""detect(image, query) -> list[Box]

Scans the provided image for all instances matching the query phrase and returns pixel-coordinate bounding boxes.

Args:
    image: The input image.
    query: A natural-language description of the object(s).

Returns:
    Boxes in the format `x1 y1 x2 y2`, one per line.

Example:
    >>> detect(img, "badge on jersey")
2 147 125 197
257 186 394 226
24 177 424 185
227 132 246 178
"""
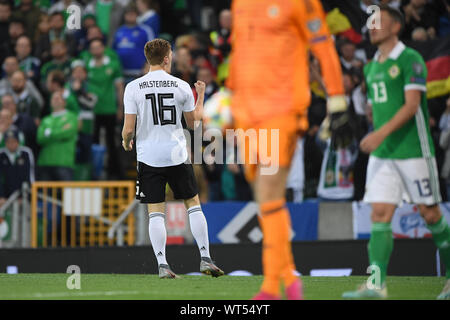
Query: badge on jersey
412 62 423 75
307 19 322 33
389 65 400 79
267 4 280 18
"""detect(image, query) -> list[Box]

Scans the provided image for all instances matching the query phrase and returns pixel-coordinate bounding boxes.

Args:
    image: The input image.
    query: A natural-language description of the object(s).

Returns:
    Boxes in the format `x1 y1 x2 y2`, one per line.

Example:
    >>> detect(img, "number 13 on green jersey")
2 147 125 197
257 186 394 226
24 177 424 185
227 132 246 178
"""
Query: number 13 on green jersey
364 42 434 159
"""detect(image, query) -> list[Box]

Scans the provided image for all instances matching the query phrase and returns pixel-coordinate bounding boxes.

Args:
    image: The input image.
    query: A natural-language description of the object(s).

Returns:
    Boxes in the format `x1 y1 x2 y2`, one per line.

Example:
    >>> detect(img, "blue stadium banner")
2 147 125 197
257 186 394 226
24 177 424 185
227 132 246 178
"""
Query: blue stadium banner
352 201 450 239
202 201 319 244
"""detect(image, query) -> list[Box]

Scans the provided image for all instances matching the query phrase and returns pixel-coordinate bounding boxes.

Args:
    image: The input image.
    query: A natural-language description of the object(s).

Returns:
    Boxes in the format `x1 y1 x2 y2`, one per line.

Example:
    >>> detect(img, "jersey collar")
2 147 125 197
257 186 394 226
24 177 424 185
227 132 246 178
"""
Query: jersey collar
374 41 406 62
51 109 68 117
88 55 111 68
148 69 166 74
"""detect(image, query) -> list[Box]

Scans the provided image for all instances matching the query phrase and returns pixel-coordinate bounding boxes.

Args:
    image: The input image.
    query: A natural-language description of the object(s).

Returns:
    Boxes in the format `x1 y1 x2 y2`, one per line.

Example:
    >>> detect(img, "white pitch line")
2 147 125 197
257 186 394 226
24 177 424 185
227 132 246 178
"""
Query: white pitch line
0 290 235 299
0 290 143 299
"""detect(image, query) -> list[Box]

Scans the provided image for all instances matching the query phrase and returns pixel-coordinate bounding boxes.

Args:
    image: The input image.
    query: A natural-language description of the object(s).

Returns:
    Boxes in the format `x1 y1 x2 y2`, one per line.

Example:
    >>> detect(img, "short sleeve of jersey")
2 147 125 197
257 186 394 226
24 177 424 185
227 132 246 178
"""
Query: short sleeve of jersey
402 50 427 92
113 60 124 83
180 82 195 112
124 82 137 114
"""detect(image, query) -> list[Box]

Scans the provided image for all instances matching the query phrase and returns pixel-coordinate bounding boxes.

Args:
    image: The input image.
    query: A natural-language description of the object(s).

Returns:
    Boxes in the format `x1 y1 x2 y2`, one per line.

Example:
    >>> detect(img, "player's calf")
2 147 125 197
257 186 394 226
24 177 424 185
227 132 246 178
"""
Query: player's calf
419 204 450 288
418 204 442 225
185 196 224 277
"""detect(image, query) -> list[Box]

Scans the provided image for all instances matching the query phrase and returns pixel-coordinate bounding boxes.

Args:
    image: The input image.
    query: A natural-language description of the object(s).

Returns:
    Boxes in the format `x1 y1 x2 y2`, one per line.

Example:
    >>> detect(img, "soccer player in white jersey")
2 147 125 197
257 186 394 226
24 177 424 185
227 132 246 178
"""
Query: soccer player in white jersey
121 39 224 278
343 6 450 299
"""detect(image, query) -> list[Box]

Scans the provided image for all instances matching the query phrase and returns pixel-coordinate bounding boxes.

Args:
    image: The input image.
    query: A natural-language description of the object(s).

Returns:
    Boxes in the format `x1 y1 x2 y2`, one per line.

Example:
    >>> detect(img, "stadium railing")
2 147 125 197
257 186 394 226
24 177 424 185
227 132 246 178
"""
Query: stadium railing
107 200 194 246
108 198 141 246
30 181 136 248
0 183 30 248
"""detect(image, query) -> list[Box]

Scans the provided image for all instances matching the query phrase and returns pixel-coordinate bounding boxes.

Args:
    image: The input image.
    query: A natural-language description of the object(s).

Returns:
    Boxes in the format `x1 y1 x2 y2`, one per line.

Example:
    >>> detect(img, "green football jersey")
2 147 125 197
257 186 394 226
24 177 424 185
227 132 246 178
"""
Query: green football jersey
364 42 434 159
37 110 78 168
86 55 123 115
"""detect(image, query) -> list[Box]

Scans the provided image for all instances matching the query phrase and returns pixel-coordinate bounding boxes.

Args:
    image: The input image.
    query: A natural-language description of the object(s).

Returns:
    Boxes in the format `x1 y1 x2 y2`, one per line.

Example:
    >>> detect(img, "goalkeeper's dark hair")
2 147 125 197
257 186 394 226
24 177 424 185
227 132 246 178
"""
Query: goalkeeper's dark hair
379 4 405 36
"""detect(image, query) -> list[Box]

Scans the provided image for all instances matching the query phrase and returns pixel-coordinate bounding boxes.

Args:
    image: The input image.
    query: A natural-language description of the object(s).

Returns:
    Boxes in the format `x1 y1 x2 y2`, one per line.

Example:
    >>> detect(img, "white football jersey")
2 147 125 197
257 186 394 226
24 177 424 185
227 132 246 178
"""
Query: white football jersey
124 69 195 167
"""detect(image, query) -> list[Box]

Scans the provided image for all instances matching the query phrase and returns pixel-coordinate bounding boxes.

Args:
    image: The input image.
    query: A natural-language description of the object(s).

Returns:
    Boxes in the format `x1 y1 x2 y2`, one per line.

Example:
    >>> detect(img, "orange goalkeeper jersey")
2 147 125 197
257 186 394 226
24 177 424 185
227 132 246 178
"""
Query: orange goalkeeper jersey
229 0 345 124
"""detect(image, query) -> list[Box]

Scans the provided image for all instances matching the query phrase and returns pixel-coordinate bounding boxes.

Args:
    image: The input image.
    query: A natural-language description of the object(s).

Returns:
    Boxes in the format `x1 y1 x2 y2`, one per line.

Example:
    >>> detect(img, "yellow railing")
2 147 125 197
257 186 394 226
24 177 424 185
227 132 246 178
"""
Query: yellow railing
31 181 135 248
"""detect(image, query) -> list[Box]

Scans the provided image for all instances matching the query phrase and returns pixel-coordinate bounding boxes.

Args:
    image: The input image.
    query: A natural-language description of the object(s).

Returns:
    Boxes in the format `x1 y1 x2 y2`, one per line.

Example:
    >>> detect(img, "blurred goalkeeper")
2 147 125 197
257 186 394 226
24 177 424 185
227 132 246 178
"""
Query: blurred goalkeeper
229 0 352 300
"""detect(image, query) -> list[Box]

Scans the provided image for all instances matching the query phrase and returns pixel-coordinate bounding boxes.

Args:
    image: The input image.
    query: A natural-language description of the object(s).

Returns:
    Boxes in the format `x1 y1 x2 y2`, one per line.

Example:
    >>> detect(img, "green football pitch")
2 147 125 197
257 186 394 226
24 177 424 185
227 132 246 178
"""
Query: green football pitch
0 274 446 300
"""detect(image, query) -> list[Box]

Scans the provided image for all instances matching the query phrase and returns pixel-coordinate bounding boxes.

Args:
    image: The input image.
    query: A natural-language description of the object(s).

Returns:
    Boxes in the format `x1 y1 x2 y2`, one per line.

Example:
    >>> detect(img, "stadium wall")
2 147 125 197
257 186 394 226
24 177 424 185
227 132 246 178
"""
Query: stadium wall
0 239 443 276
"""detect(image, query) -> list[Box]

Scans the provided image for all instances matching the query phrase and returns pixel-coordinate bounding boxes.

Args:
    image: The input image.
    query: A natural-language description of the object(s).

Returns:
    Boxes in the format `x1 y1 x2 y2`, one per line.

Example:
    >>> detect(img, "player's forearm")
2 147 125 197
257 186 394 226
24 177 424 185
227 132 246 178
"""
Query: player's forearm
194 93 204 121
312 41 345 97
378 103 420 138
116 82 125 112
378 90 422 138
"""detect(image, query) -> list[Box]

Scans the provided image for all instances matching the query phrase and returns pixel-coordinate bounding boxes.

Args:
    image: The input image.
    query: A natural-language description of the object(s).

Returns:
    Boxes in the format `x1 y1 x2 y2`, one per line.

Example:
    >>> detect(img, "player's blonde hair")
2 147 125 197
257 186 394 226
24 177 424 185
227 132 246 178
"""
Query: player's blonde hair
144 39 171 66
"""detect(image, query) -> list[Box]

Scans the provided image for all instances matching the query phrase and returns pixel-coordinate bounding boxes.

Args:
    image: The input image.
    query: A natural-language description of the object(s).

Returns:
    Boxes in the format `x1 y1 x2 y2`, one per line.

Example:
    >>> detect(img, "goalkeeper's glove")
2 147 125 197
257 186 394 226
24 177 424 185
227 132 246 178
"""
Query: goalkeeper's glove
322 95 355 149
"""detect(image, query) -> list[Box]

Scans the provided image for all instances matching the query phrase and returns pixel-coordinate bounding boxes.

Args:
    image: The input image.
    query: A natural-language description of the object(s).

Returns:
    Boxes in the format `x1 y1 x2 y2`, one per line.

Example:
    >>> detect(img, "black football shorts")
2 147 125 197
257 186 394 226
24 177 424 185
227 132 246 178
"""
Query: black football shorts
136 161 199 203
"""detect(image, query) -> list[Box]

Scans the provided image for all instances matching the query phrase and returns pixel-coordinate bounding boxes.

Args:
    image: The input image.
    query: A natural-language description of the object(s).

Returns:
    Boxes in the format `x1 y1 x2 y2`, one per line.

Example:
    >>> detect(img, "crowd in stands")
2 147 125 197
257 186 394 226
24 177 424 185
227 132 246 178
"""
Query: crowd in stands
0 0 449 205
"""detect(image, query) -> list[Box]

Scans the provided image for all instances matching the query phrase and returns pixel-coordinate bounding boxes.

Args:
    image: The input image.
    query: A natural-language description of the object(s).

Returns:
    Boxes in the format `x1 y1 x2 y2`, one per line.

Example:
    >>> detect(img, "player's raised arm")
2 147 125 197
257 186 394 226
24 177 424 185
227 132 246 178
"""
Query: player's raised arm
184 80 205 130
296 0 354 149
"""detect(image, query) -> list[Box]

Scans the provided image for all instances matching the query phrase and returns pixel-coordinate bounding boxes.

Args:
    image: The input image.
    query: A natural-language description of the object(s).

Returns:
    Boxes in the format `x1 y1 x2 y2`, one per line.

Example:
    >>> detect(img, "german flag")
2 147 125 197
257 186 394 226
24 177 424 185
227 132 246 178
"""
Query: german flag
321 0 365 44
409 35 450 99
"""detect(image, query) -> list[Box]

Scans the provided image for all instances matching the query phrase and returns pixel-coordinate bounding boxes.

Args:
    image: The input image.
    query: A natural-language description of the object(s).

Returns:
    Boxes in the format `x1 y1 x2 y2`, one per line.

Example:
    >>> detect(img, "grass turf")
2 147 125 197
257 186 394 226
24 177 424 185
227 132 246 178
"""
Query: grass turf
0 274 445 300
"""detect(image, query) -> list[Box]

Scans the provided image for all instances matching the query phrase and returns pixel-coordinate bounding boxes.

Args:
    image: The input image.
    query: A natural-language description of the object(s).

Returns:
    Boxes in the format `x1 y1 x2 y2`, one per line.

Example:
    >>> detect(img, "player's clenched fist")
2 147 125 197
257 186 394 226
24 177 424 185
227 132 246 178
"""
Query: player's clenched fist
122 139 133 151
194 80 206 96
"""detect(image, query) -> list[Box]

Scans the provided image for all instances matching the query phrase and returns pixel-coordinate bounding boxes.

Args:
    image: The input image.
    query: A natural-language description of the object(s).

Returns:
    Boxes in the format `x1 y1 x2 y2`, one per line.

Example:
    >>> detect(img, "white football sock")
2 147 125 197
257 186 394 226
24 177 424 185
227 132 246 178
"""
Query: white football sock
187 205 211 258
148 213 168 266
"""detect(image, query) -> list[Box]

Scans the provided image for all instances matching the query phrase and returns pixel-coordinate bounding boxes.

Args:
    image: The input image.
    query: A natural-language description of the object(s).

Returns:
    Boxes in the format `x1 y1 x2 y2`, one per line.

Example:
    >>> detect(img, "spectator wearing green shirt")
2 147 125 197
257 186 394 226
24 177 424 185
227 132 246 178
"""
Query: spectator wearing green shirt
78 25 120 64
86 38 124 179
37 90 78 181
40 39 73 92
46 69 80 116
